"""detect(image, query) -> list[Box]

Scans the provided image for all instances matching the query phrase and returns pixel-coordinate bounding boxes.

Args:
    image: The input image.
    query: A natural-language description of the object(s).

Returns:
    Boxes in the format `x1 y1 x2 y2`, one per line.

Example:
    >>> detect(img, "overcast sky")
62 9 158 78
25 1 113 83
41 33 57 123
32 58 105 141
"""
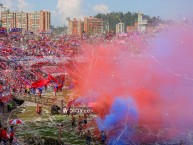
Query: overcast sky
1 0 193 26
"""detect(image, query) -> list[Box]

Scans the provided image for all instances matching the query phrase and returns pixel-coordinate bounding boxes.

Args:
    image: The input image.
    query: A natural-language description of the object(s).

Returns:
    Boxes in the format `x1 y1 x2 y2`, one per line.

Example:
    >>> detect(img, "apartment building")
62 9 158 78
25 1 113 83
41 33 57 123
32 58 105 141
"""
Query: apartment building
1 10 51 34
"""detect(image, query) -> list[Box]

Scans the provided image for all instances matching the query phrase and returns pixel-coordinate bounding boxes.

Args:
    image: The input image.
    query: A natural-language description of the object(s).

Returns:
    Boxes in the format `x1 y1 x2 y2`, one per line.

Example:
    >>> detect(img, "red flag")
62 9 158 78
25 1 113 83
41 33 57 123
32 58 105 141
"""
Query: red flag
58 84 63 90
48 74 58 83
31 79 50 88
61 75 65 82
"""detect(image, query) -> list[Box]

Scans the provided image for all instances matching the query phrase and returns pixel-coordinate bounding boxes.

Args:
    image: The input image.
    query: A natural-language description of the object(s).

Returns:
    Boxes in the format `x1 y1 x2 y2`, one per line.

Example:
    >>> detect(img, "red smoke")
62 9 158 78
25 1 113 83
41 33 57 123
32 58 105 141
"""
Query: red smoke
72 24 193 142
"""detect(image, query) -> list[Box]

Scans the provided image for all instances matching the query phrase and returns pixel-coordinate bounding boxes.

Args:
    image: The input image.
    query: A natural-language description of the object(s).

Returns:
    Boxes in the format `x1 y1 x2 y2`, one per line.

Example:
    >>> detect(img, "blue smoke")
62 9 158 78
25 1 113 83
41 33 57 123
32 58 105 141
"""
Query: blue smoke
96 97 138 145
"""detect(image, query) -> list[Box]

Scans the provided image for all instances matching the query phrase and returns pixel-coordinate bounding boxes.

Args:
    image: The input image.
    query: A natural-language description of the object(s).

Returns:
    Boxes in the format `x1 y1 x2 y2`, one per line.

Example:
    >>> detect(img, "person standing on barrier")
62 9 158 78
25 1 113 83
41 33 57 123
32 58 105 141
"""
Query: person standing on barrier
0 126 2 143
0 100 5 114
101 131 106 144
9 102 13 112
9 126 16 145
2 127 8 144
54 85 58 96
85 130 91 145
38 104 42 116
83 113 88 128
71 115 76 127
38 89 42 99
58 124 64 141
36 103 42 116
78 115 83 125
78 123 83 137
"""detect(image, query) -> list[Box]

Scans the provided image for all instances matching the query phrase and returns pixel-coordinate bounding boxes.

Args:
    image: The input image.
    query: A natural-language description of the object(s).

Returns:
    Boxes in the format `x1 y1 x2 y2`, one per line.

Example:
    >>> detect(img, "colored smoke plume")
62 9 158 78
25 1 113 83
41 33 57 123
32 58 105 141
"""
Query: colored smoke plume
96 97 138 144
74 23 193 143
149 23 193 128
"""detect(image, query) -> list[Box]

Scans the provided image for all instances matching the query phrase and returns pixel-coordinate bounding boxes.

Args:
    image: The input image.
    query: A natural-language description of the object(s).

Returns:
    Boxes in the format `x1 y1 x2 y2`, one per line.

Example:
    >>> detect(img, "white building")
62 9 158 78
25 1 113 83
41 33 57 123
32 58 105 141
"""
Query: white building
116 22 125 34
138 13 148 32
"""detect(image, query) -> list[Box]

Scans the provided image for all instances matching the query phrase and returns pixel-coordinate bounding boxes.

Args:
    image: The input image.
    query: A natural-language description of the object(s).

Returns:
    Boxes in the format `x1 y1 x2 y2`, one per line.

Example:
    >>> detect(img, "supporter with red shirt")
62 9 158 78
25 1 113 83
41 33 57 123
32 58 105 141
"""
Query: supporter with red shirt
0 126 2 142
10 126 15 144
2 127 8 144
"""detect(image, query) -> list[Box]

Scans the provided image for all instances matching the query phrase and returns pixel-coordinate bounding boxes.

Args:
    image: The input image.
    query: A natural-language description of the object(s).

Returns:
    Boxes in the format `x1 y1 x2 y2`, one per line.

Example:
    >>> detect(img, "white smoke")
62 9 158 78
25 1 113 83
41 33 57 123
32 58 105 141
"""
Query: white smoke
93 4 110 14
1 0 33 12
56 0 84 24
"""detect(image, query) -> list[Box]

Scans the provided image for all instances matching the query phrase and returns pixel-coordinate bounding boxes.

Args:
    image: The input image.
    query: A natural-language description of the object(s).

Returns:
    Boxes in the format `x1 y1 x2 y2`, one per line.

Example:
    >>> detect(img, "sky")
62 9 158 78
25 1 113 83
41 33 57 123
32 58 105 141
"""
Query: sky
1 0 193 26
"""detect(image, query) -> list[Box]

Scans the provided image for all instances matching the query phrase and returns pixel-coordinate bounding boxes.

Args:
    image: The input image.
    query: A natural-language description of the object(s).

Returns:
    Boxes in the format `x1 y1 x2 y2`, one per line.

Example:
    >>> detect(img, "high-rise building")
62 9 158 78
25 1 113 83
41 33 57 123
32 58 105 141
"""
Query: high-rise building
116 22 125 34
1 10 51 34
68 20 72 35
84 16 103 35
27 11 51 34
28 12 39 33
15 12 28 32
68 18 82 35
40 11 51 32
1 12 15 30
137 13 148 32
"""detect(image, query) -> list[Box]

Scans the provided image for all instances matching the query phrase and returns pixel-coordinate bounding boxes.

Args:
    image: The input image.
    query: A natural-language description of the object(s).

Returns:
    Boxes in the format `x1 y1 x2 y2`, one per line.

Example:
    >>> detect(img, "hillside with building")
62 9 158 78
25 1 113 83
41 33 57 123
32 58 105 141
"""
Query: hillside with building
94 11 164 32
67 12 164 36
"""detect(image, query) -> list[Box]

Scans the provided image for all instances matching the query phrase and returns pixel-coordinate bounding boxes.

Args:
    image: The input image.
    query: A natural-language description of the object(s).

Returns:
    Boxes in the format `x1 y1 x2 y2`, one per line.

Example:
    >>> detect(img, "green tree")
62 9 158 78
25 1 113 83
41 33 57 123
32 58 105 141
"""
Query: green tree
94 11 164 32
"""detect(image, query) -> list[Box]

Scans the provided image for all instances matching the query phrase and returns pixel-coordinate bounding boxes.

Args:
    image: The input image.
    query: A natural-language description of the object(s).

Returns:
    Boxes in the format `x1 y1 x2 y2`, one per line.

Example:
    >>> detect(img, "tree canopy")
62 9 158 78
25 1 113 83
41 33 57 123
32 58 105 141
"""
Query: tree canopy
94 11 163 31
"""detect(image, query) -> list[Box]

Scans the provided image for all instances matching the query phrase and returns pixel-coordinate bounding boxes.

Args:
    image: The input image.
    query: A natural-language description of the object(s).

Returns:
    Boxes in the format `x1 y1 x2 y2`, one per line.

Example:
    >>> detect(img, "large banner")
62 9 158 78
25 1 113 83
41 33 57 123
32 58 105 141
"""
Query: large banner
9 28 22 33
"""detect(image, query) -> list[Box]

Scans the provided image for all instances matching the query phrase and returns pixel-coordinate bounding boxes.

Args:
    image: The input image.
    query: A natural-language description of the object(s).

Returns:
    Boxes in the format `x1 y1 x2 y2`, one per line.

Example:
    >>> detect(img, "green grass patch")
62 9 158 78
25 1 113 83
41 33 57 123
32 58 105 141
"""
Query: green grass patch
10 102 100 145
